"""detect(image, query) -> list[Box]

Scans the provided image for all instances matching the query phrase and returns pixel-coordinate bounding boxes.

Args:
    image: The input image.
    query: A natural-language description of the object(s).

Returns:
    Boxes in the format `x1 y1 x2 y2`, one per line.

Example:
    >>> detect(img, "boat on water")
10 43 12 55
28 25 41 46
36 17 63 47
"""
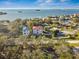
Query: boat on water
18 11 22 13
0 12 7 15
35 9 40 11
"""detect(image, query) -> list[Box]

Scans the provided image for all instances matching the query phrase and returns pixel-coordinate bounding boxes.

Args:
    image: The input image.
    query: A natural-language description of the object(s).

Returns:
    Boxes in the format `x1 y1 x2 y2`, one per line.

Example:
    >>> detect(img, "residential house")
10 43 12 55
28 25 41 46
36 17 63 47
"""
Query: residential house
48 16 59 23
32 24 43 36
22 25 30 36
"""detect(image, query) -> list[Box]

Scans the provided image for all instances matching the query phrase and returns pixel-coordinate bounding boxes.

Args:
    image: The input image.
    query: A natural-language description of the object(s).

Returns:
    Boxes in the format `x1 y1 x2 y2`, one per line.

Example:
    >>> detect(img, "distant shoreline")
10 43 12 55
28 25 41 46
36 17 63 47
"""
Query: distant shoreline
0 8 79 10
0 9 79 20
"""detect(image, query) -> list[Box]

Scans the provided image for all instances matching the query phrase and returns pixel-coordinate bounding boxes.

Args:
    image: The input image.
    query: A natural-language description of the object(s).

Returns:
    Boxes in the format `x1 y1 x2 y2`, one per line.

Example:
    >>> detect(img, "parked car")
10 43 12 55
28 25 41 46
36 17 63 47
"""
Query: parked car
54 30 65 37
43 31 52 38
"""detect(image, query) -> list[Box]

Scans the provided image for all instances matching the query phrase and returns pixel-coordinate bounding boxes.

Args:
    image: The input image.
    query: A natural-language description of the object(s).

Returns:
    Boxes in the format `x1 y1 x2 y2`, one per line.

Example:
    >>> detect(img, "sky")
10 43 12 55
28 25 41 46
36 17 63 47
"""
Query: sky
0 0 79 9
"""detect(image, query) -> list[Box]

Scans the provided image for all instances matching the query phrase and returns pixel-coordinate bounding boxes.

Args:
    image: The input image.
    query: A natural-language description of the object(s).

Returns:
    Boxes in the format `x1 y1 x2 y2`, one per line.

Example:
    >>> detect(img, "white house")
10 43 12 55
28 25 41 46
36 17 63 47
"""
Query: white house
22 25 30 36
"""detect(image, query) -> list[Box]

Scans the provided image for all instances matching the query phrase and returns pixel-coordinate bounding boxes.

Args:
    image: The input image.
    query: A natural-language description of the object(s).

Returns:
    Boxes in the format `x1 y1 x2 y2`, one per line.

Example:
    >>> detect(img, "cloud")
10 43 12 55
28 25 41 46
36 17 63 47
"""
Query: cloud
0 0 19 8
37 0 53 6
37 0 71 7
60 0 67 2
46 0 52 3
0 0 78 9
4 1 12 5
60 0 70 2
38 0 52 3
